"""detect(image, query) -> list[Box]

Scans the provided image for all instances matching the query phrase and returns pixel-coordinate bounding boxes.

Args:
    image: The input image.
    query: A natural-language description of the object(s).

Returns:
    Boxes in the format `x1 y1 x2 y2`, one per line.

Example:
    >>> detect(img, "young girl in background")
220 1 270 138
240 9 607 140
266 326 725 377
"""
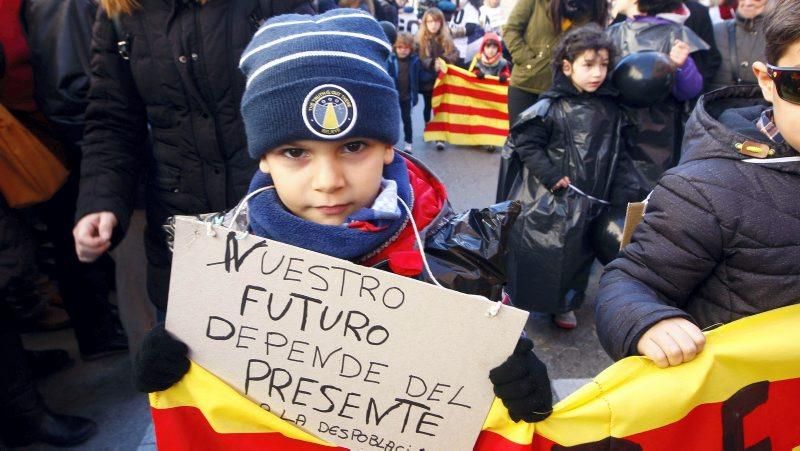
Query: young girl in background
416 7 459 150
505 24 621 329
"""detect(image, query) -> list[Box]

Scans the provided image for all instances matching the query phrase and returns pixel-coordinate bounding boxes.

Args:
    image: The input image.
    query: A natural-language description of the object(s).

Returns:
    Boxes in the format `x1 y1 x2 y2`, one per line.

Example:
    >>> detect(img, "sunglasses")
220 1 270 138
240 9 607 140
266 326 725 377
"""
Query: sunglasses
766 64 800 105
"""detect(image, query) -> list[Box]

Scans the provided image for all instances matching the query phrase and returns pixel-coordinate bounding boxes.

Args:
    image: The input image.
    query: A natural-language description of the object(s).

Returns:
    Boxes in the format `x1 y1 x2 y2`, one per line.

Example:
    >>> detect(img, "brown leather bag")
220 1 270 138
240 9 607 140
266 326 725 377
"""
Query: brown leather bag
0 104 69 208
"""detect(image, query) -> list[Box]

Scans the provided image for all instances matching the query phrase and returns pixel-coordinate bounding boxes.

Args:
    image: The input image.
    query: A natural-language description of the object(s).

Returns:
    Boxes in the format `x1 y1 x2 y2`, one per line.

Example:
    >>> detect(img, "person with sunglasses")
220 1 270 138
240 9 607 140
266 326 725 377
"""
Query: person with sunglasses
594 0 800 369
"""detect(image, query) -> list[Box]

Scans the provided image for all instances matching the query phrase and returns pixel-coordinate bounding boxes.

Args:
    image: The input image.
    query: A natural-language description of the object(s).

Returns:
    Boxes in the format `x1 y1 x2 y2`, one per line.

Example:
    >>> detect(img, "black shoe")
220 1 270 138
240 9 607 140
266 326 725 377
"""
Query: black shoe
435 140 446 151
79 330 129 361
26 349 74 378
1 408 97 447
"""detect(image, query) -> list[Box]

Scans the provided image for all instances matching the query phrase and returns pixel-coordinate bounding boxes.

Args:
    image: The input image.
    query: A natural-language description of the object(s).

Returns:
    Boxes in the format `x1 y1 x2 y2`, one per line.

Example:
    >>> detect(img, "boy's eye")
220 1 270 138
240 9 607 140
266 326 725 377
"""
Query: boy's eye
281 148 307 159
343 141 366 153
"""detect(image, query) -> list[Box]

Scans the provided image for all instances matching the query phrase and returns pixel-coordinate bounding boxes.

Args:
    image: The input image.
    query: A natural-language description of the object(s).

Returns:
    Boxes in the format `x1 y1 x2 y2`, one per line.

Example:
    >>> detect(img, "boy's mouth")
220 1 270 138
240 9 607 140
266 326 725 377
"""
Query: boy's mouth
315 204 351 216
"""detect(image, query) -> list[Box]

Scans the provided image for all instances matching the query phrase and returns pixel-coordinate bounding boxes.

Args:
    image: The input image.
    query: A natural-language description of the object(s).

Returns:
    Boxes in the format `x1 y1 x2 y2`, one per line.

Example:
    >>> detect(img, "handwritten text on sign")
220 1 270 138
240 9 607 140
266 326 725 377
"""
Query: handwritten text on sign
166 217 527 450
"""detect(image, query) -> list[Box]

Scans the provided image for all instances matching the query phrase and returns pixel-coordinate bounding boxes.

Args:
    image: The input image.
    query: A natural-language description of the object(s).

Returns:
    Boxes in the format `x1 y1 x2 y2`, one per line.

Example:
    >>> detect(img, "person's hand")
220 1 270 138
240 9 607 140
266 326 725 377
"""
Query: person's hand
475 70 485 79
489 338 553 423
550 176 571 192
499 75 508 83
637 317 706 368
133 323 190 393
73 212 118 262
669 39 690 68
434 58 445 72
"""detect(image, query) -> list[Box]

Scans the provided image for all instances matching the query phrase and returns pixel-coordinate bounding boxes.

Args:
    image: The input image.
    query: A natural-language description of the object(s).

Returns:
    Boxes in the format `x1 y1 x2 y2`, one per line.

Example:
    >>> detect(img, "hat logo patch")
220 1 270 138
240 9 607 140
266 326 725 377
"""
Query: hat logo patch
302 84 357 138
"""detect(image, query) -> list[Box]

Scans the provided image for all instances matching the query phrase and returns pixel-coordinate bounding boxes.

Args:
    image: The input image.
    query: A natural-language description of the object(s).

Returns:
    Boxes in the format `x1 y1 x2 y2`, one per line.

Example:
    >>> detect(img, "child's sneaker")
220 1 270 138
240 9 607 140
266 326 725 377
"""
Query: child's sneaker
403 142 413 153
553 311 577 329
435 140 445 151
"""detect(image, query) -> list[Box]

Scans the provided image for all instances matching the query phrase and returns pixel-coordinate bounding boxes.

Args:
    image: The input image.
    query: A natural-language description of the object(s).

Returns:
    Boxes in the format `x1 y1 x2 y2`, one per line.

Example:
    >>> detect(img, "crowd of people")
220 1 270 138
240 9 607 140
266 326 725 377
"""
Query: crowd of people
0 0 798 448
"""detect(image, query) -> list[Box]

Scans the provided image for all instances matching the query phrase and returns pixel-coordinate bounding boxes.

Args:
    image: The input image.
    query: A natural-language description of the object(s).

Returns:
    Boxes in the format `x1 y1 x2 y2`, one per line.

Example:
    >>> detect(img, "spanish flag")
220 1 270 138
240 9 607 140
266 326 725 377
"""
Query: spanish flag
423 63 509 147
151 304 800 450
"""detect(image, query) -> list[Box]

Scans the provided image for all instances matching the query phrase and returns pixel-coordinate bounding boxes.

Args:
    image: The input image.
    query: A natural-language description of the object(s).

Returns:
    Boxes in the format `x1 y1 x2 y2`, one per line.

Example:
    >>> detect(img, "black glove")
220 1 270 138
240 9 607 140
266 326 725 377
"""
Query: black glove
499 75 508 83
475 70 485 79
133 323 190 393
489 337 553 422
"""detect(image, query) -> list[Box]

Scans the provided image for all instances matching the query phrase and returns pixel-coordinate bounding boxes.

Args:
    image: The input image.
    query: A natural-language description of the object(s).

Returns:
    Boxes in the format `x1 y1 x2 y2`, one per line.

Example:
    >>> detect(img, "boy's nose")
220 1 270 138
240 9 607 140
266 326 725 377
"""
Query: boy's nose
311 159 346 193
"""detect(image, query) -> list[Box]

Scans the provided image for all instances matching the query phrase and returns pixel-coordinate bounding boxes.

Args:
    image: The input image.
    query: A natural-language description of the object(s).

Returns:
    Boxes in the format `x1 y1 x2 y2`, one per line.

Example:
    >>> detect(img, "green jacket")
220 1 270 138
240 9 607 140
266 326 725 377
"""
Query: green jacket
503 0 558 94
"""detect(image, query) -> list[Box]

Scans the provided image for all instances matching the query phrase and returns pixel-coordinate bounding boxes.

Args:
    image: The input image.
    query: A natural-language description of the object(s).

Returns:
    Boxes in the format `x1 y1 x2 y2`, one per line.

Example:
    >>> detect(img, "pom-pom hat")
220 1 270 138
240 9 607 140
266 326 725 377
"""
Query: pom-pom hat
239 9 401 159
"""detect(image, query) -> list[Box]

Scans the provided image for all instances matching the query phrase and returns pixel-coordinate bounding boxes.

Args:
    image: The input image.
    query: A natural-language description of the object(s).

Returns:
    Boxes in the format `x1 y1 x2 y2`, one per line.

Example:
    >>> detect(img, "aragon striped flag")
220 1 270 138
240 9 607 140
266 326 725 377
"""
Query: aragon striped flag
150 303 800 450
423 62 509 147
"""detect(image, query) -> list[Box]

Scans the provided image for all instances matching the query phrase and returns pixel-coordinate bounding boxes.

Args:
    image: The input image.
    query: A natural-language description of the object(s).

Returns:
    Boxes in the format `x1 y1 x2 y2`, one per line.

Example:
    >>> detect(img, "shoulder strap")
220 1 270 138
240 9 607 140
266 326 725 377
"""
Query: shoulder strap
727 20 739 83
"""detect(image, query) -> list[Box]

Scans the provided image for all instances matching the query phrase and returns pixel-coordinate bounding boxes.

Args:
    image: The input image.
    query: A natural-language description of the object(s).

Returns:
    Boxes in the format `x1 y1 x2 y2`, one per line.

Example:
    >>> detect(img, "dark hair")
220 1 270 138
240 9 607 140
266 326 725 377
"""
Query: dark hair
637 0 682 16
549 0 609 35
764 0 800 65
551 23 616 75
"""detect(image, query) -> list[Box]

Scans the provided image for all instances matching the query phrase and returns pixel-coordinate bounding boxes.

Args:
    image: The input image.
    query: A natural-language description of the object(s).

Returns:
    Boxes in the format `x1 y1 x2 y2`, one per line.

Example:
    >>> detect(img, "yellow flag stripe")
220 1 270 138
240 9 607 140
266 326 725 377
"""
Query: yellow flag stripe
423 131 508 147
149 363 336 446
484 303 800 446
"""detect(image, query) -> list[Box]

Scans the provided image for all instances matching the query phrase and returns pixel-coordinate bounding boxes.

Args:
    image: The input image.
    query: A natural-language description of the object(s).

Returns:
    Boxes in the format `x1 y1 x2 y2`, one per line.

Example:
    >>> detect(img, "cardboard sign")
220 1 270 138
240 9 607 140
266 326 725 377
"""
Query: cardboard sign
166 217 528 450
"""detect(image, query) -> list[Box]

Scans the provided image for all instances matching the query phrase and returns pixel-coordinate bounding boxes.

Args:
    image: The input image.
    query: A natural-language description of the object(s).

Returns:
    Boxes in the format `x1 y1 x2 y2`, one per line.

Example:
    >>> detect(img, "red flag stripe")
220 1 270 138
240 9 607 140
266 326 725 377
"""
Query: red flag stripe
152 406 343 451
444 66 508 87
425 121 508 136
434 102 509 121
432 84 508 104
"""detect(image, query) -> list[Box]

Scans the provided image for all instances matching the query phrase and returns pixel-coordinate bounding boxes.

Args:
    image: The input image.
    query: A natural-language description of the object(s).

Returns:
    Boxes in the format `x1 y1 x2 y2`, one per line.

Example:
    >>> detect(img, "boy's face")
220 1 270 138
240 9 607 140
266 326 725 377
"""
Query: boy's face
395 43 412 59
562 49 610 93
754 40 800 152
483 42 499 58
259 138 395 225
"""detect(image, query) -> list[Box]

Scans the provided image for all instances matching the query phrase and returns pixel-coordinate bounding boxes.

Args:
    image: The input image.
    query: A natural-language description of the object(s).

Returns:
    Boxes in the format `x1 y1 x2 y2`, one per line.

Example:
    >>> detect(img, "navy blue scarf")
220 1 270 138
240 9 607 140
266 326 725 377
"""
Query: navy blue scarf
247 154 412 261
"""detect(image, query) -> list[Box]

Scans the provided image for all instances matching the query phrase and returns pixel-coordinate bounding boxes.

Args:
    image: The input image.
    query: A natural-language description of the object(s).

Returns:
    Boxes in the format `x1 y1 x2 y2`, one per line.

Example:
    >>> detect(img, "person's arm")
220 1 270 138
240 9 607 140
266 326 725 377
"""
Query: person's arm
668 40 704 101
502 0 536 63
75 8 148 255
595 171 723 363
683 1 721 89
513 114 564 190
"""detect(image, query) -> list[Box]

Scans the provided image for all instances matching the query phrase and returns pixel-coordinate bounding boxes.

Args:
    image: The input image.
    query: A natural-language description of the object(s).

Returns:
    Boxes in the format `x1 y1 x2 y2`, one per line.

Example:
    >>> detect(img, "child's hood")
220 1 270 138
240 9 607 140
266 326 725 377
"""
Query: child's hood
680 85 800 176
479 32 503 55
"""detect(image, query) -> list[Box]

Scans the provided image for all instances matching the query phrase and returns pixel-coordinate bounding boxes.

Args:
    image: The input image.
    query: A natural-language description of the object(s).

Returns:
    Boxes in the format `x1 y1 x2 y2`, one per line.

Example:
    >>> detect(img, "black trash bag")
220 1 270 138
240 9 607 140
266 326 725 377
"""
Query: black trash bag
496 139 524 203
407 201 520 301
590 205 627 265
503 95 621 313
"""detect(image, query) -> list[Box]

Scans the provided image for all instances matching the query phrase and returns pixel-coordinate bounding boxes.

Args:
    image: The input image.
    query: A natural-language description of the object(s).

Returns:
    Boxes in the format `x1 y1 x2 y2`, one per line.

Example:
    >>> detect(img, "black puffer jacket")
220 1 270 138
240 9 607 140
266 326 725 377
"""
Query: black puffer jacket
595 86 800 361
76 0 314 310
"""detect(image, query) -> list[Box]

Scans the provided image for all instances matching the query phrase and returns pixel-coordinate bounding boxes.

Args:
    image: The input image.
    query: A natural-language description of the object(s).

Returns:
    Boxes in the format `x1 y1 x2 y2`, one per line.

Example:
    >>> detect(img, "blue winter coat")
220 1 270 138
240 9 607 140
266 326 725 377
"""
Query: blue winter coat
387 54 420 107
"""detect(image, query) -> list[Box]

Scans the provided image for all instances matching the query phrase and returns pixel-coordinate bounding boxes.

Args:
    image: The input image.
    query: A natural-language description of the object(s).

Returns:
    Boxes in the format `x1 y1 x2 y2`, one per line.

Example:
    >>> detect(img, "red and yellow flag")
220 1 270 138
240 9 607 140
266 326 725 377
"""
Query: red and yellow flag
151 303 800 450
423 63 509 147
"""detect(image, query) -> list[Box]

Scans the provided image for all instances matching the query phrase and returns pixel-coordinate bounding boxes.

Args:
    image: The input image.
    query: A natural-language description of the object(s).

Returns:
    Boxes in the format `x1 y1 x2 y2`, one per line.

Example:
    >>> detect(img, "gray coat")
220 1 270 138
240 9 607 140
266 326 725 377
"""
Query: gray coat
595 86 800 361
710 13 766 89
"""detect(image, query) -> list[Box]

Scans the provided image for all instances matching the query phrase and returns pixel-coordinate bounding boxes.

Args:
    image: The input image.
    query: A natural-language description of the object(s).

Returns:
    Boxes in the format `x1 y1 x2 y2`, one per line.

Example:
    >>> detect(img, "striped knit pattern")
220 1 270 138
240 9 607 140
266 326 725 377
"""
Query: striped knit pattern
239 9 400 159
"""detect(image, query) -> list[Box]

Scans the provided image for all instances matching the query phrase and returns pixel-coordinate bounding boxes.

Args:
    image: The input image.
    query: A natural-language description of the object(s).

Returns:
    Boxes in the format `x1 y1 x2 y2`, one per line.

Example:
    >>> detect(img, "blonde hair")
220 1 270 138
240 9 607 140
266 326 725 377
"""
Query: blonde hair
416 8 456 60
101 0 208 16
395 32 415 48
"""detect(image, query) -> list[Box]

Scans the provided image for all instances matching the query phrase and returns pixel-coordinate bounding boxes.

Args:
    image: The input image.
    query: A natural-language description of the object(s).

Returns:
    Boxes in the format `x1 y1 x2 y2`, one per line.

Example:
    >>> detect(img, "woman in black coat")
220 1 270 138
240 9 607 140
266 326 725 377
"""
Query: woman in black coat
73 0 314 313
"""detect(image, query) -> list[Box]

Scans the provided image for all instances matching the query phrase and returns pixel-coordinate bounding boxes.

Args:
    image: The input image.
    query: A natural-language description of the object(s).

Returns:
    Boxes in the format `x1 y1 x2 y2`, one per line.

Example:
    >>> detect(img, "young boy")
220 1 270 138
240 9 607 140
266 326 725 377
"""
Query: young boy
387 32 420 153
469 32 511 82
133 9 552 424
596 0 800 368
606 0 708 205
505 24 620 330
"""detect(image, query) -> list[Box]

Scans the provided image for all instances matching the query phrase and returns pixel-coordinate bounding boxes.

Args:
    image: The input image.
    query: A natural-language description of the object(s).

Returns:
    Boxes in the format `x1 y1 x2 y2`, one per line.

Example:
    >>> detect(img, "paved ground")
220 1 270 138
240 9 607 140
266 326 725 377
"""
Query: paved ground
15 101 612 450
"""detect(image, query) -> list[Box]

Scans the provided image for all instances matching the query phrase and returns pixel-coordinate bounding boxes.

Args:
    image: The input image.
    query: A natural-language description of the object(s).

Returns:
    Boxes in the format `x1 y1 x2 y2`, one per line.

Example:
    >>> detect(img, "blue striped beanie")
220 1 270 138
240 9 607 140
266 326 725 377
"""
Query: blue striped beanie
239 9 400 159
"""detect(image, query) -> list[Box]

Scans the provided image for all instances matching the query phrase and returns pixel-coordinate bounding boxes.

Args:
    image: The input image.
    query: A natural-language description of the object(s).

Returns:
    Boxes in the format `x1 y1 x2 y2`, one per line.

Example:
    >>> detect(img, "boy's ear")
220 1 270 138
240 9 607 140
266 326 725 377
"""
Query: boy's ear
259 155 271 174
752 61 775 103
383 143 395 164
